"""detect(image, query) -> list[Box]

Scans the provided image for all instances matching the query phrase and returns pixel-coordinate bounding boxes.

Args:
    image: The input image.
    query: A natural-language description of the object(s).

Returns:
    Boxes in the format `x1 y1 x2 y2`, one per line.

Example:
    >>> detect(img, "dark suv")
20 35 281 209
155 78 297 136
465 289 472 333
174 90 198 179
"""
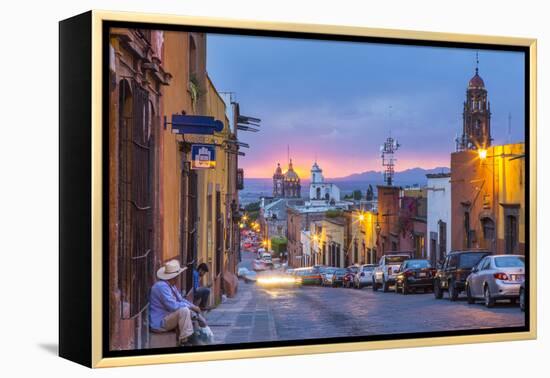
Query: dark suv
433 250 491 301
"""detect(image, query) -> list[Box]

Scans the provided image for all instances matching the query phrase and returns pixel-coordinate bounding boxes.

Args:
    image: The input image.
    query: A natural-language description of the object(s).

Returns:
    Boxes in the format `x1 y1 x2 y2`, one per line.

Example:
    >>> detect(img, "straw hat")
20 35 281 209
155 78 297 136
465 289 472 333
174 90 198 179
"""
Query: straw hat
156 260 187 280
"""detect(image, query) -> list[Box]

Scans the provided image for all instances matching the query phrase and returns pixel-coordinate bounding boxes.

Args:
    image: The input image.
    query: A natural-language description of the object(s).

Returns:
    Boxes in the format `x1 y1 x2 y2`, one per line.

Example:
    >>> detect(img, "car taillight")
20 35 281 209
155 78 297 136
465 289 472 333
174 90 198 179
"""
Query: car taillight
494 272 509 281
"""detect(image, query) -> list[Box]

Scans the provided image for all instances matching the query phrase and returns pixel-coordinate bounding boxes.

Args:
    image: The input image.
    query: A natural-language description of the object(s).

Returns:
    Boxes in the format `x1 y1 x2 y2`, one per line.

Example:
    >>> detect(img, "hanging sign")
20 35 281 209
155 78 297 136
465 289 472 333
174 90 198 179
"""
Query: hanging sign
191 144 216 169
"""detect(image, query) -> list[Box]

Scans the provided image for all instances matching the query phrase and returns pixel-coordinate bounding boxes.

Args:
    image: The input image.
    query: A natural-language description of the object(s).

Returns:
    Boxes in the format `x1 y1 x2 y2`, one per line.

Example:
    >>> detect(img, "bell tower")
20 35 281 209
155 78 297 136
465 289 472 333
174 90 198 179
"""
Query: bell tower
457 54 492 151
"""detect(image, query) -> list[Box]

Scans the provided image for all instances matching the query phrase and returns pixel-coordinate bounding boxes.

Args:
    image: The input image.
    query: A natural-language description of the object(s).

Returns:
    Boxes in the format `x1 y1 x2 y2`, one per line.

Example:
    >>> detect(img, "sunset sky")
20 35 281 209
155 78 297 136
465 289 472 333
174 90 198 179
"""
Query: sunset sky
206 34 525 179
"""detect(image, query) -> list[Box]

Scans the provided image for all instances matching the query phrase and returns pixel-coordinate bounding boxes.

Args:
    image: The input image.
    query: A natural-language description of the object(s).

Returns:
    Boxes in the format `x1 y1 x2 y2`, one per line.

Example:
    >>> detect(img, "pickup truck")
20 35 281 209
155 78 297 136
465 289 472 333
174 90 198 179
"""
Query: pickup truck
372 253 413 292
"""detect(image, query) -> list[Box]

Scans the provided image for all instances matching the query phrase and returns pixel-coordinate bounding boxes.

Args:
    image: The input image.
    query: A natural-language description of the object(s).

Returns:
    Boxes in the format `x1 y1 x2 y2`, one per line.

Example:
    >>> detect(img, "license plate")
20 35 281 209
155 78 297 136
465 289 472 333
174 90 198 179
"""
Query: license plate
418 273 426 278
510 274 524 281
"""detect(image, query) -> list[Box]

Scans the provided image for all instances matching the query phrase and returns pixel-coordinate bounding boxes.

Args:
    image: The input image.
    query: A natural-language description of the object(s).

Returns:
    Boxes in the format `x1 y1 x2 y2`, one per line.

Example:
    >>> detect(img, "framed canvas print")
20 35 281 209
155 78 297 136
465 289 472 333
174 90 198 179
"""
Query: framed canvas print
59 10 537 368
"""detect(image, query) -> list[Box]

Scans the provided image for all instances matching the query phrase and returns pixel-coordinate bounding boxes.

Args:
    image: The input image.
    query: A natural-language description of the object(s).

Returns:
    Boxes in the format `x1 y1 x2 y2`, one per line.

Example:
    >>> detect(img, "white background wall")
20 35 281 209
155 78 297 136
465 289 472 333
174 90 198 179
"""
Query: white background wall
0 0 547 376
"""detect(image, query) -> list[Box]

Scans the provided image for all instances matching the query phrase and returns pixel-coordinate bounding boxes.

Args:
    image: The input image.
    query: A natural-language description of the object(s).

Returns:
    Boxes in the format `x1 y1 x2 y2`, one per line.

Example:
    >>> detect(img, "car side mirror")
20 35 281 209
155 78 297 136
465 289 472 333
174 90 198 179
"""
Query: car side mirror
471 267 478 273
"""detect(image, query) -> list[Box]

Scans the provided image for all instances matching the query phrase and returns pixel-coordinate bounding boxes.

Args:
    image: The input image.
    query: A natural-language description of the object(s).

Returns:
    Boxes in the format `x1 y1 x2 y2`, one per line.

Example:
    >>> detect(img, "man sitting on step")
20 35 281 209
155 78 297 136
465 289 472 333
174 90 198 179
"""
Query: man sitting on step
150 260 207 346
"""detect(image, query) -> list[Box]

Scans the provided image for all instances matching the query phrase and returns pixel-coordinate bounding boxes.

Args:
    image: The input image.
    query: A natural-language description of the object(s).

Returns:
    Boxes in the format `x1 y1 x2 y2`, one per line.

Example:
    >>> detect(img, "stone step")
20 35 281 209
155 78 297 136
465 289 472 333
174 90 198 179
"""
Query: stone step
149 331 178 349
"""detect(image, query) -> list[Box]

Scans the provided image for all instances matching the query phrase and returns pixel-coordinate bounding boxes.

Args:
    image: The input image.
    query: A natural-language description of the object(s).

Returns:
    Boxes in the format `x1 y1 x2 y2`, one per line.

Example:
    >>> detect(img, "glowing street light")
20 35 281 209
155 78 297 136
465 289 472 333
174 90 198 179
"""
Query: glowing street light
478 148 488 160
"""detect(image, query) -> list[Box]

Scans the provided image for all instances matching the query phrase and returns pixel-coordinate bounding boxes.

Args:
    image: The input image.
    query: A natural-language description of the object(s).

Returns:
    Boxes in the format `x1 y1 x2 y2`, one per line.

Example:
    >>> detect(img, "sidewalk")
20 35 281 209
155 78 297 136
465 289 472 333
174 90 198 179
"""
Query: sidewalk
205 279 277 344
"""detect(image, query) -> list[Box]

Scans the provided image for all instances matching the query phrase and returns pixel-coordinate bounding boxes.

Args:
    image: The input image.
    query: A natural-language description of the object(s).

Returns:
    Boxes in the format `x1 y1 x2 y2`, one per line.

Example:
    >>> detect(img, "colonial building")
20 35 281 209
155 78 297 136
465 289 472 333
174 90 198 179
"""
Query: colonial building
308 161 341 204
343 209 379 266
375 185 427 260
426 173 452 265
450 143 525 255
310 217 346 267
286 206 330 267
108 28 241 351
108 28 170 352
273 159 301 198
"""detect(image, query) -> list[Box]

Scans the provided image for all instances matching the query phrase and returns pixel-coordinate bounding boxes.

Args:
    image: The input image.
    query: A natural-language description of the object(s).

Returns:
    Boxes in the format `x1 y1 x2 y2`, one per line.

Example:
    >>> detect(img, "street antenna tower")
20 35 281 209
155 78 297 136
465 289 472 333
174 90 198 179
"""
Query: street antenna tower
380 135 400 186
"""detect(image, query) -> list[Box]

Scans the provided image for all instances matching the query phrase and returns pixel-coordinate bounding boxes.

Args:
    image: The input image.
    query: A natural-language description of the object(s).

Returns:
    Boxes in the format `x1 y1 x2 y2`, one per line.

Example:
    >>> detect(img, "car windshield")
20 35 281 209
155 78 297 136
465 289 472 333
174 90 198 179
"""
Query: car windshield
494 256 524 268
335 269 347 275
458 253 488 268
362 266 375 271
322 267 337 274
385 255 408 264
348 266 359 273
404 260 431 269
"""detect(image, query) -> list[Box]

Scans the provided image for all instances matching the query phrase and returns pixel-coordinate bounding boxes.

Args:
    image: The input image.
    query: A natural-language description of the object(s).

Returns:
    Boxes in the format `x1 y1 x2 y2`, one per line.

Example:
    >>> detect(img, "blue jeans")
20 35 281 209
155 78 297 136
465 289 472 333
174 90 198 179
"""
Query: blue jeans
194 287 211 308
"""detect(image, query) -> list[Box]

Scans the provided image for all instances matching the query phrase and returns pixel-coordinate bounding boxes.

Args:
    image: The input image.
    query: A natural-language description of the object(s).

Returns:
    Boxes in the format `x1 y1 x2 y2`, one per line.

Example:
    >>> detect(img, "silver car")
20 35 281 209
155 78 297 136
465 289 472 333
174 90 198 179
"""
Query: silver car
354 264 377 288
466 255 525 307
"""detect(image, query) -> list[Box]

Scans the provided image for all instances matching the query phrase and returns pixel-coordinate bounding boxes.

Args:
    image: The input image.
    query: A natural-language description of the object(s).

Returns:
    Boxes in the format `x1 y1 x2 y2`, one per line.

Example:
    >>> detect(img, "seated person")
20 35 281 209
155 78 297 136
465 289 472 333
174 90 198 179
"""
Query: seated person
193 263 212 310
150 260 207 346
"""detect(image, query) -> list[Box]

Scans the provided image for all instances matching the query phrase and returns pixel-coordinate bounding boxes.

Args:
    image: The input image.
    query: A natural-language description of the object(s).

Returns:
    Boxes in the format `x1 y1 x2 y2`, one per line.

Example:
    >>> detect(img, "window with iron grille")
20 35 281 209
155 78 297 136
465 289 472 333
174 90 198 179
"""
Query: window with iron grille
118 80 154 319
505 215 518 254
181 162 198 294
215 191 223 276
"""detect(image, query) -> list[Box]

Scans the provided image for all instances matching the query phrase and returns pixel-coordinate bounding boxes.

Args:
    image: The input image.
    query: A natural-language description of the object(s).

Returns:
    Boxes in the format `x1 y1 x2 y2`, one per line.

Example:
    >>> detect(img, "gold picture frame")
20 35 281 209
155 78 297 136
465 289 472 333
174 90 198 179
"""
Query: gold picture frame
59 10 537 368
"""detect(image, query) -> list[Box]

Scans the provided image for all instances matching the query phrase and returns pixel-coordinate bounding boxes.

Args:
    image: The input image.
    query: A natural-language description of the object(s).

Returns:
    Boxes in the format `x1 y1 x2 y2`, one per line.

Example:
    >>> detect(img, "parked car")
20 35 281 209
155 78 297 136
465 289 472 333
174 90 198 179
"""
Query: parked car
342 266 359 288
320 267 338 286
519 280 526 312
465 255 525 307
373 253 412 292
354 264 377 289
329 268 348 287
394 259 435 294
434 250 491 301
292 267 322 285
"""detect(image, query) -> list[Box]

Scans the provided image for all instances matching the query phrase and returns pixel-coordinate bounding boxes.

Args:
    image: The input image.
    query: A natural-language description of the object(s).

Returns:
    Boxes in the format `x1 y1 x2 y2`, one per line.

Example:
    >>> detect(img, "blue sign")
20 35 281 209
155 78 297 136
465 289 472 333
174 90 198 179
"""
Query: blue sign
167 115 224 135
191 144 216 169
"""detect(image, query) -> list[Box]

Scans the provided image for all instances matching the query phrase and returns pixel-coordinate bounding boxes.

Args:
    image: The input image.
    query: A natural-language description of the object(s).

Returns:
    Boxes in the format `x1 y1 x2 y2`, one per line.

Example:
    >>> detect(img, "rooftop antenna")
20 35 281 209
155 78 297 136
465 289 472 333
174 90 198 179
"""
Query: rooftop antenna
380 134 400 186
475 51 479 75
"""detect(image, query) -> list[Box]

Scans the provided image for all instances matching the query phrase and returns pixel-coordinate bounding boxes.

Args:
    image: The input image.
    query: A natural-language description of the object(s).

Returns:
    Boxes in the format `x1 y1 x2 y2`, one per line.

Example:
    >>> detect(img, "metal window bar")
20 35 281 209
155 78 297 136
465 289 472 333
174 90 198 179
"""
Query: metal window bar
119 80 154 319
215 191 223 276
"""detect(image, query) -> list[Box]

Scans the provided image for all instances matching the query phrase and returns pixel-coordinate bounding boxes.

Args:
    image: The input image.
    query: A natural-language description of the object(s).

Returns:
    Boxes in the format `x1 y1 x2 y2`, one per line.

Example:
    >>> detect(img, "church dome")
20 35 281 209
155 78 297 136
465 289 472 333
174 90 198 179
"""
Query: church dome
284 159 300 181
284 170 299 180
468 72 485 88
274 163 282 176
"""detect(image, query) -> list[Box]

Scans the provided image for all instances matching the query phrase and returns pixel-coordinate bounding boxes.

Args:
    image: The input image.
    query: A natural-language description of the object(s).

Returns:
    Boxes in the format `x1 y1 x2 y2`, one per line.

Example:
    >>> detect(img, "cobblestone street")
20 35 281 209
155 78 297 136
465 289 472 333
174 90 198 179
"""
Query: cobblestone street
205 253 525 345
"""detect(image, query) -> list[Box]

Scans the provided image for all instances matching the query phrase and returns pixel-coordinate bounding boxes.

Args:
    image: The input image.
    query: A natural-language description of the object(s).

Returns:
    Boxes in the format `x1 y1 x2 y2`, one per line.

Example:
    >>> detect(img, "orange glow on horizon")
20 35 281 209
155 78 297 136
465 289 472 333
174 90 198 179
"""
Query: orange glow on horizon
242 155 450 179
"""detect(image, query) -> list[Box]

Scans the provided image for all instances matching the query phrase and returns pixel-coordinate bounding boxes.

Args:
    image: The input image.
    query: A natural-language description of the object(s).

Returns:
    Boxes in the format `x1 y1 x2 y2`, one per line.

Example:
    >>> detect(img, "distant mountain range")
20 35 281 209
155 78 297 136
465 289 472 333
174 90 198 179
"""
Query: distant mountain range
331 167 450 184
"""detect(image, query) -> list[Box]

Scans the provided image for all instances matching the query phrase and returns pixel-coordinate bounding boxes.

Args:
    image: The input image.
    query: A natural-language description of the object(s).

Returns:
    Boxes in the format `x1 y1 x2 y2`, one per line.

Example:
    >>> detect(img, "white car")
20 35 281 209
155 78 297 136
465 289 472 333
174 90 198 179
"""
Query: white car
465 255 525 307
354 264 377 288
372 254 411 292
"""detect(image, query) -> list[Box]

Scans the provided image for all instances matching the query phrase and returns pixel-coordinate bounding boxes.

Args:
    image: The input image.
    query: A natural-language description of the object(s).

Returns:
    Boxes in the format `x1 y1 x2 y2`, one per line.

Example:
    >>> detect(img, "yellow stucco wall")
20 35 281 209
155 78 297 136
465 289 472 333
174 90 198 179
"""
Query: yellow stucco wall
492 143 526 245
161 31 194 262
195 76 231 280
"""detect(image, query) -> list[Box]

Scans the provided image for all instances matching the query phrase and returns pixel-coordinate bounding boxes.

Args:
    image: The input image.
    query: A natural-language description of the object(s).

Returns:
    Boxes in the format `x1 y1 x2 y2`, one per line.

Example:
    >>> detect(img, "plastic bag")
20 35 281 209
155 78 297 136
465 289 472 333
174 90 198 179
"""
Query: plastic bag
197 326 214 344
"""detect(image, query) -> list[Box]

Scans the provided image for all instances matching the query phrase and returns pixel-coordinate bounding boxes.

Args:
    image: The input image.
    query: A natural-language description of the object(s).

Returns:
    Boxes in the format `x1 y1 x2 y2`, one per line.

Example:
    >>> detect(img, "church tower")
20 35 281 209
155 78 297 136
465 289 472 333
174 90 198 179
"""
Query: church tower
458 54 492 151
310 160 323 183
273 163 284 198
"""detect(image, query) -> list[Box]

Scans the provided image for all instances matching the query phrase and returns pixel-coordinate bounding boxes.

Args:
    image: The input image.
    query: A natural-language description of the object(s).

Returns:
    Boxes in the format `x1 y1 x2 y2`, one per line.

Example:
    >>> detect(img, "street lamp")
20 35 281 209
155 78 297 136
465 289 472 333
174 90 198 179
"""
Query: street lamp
478 148 488 160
